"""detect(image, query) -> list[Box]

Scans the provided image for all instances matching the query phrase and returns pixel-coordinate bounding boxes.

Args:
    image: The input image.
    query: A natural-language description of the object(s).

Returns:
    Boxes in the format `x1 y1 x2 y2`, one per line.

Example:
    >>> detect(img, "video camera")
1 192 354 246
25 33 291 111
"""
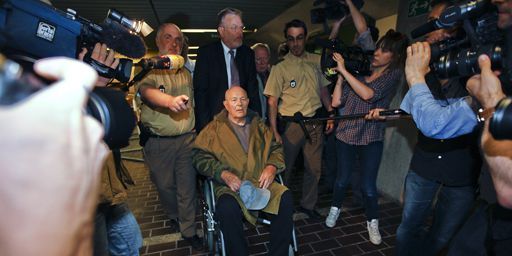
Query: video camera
317 38 373 81
411 0 512 140
0 0 151 149
410 0 504 79
311 0 364 24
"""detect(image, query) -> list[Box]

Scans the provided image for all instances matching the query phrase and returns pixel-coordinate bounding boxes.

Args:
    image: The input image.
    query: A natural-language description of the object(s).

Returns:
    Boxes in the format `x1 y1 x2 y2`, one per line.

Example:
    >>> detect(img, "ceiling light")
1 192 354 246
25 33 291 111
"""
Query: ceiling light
181 29 217 33
181 28 257 33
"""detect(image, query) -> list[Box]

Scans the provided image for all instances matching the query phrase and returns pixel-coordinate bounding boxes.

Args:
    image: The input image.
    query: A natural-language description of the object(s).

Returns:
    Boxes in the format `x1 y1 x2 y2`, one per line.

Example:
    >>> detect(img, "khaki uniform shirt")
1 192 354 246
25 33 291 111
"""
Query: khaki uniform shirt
264 52 330 117
137 69 195 136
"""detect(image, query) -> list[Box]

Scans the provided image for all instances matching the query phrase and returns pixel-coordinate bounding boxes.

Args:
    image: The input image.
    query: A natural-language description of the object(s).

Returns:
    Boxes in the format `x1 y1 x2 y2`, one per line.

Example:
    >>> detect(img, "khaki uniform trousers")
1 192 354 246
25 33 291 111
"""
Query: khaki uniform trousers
143 133 197 237
282 122 324 210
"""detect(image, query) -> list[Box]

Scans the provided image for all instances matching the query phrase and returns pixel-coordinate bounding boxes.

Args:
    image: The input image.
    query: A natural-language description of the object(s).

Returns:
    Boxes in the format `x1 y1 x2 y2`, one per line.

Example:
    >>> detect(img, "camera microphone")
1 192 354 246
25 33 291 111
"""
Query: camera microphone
136 55 185 70
99 20 147 59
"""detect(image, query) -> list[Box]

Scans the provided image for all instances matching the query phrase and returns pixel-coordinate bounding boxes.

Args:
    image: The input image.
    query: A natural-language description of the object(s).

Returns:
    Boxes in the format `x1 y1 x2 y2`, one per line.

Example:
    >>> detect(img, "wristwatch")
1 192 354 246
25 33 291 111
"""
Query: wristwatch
477 107 495 122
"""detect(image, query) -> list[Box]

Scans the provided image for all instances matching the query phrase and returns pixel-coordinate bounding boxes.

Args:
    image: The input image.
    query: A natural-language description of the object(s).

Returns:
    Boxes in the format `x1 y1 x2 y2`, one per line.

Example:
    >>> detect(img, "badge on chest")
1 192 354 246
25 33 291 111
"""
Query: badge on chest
290 80 296 88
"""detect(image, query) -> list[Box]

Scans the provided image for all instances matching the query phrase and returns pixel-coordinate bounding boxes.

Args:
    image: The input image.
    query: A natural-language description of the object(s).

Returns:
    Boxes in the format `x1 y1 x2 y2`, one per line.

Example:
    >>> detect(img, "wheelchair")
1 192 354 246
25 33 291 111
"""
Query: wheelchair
200 174 298 256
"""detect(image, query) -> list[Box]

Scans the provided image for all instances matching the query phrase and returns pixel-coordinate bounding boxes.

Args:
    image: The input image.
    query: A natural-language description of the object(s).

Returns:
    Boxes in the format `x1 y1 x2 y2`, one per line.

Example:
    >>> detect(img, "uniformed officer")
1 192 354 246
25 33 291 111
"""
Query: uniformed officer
137 23 202 250
264 19 335 220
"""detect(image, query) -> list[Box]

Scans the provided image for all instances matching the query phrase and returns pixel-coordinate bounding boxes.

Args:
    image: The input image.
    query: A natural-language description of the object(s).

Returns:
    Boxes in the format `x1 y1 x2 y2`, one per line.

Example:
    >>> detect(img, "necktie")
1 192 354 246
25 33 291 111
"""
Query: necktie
229 50 240 87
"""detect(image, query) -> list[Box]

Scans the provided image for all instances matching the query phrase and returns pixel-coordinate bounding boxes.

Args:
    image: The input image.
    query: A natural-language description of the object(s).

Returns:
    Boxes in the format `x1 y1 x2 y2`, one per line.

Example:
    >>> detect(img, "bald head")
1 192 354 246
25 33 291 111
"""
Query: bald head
223 86 249 121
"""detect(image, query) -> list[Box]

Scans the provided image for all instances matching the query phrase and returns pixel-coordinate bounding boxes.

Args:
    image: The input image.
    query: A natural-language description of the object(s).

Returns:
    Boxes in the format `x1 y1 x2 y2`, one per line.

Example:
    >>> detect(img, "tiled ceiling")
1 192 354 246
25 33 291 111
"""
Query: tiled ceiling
46 0 399 54
50 0 302 52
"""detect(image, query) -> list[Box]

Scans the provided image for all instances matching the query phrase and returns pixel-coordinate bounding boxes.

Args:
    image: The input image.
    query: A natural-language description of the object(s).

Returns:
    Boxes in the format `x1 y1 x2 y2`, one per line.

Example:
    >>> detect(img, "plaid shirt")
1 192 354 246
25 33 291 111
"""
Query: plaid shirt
336 68 402 145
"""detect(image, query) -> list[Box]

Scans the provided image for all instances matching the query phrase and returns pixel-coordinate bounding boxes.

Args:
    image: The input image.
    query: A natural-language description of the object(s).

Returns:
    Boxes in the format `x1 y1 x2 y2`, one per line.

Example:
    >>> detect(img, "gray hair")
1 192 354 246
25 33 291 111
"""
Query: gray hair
217 7 242 27
251 43 271 56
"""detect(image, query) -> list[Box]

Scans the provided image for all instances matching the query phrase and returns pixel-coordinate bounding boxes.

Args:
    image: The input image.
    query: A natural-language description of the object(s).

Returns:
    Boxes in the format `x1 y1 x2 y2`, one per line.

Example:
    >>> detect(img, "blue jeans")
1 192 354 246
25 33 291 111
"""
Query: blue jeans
331 140 383 220
395 171 476 256
94 203 143 256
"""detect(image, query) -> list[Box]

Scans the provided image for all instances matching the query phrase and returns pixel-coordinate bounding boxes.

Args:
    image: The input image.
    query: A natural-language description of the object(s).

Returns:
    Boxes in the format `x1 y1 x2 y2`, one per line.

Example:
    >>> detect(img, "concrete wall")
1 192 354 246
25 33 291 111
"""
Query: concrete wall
376 14 398 35
375 0 432 203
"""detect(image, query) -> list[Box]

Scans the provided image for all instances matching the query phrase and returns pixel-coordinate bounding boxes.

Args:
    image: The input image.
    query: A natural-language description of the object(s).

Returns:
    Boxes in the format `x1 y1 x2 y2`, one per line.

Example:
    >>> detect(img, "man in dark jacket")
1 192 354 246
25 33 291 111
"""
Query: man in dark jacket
193 7 261 131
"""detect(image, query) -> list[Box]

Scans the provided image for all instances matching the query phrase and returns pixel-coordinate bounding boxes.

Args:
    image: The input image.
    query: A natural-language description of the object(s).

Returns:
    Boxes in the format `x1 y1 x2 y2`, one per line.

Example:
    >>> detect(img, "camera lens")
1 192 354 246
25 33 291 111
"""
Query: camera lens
432 44 503 79
490 97 512 140
86 87 136 149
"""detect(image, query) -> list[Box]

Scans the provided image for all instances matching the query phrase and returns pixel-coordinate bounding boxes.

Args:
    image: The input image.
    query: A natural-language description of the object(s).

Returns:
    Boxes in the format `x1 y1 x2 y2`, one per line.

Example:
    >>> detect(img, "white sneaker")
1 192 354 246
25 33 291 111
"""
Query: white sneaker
367 219 382 245
325 206 341 228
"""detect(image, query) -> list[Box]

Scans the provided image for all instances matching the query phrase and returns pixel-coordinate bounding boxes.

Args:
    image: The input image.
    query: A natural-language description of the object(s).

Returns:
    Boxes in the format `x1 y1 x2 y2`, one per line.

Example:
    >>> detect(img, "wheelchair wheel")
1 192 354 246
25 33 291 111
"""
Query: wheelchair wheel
202 179 221 255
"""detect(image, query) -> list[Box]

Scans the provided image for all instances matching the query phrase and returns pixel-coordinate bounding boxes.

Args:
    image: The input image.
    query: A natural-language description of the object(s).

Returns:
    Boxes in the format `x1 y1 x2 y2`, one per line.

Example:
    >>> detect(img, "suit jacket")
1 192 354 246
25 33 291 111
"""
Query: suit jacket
193 41 261 131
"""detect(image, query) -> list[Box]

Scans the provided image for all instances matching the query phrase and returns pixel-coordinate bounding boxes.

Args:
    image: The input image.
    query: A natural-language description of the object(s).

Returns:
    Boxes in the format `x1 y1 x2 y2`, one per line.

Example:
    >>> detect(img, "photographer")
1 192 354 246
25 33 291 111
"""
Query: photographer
446 54 512 256
445 0 512 254
0 57 108 256
372 1 483 255
325 26 408 248
329 0 379 52
324 0 380 206
79 43 143 256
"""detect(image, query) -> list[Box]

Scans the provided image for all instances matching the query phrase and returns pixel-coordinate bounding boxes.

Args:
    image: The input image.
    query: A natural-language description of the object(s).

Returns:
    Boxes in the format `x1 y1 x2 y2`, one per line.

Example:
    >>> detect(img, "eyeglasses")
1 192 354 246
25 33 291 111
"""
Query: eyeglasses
223 24 245 32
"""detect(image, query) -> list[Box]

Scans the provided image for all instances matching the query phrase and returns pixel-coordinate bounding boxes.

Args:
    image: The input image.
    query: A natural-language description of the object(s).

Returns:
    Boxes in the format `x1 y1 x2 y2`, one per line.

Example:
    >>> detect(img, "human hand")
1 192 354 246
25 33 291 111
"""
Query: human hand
466 54 506 109
167 95 190 112
365 108 386 120
78 43 120 87
259 165 277 189
273 131 283 144
221 171 242 192
405 42 431 87
332 52 346 73
325 119 335 134
0 57 108 256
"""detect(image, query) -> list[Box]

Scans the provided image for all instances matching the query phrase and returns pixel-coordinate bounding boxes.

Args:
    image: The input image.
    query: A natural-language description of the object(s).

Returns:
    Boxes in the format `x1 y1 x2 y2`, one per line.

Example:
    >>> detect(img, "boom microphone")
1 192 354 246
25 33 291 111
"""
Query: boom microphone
136 55 185 70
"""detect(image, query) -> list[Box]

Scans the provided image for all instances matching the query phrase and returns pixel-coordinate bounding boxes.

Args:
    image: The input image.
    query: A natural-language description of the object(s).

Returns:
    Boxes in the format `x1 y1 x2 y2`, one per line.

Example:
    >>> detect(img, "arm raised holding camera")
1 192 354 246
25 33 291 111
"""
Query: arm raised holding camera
400 42 477 139
466 54 512 209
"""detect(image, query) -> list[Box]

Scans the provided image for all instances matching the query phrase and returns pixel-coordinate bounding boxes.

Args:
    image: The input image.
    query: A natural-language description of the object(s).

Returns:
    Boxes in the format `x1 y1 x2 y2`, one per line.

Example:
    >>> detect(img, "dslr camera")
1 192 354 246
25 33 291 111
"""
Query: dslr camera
411 0 512 139
0 0 150 148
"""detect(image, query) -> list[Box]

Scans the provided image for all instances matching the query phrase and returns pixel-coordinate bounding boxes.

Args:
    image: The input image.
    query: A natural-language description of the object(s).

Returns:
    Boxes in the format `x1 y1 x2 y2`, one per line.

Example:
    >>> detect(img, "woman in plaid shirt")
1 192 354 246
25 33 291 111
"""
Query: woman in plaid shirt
324 29 408 245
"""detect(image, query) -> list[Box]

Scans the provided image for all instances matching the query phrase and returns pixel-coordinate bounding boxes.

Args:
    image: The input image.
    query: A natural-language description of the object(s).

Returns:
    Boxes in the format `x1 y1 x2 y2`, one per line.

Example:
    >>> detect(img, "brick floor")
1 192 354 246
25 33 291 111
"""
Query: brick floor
122 141 403 255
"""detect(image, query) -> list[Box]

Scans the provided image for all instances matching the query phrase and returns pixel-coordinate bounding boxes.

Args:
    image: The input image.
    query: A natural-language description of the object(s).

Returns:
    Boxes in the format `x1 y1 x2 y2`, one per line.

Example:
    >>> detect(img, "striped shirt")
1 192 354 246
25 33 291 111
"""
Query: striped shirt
336 68 402 145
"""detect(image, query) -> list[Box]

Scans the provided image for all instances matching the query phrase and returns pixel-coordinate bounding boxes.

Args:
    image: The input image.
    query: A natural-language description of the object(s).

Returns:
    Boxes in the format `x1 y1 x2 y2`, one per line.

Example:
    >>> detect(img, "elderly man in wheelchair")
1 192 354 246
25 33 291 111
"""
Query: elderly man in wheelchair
193 86 294 255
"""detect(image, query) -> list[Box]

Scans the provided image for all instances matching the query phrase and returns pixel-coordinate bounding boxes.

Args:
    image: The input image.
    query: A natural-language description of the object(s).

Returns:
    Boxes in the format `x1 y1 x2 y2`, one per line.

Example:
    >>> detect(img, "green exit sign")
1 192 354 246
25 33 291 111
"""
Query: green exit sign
408 0 430 17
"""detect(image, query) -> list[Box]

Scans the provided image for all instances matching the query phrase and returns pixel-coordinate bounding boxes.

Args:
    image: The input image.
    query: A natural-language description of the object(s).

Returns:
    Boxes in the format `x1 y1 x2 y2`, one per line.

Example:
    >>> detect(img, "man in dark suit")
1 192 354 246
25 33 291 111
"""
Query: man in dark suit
193 7 261 131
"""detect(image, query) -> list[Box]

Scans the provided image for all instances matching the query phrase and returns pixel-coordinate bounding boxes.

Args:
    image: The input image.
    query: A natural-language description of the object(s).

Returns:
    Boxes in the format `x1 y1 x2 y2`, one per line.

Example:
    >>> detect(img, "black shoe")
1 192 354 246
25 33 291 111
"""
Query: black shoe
183 235 204 251
297 206 323 221
168 218 179 232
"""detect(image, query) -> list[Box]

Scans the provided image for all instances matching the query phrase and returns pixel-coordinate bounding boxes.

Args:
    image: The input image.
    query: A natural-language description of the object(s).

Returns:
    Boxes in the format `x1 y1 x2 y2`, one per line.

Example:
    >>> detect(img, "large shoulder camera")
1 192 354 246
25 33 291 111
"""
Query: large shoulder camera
312 0 372 81
411 0 512 139
317 38 373 81
311 0 364 24
0 0 150 83
0 0 150 148
411 0 504 79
